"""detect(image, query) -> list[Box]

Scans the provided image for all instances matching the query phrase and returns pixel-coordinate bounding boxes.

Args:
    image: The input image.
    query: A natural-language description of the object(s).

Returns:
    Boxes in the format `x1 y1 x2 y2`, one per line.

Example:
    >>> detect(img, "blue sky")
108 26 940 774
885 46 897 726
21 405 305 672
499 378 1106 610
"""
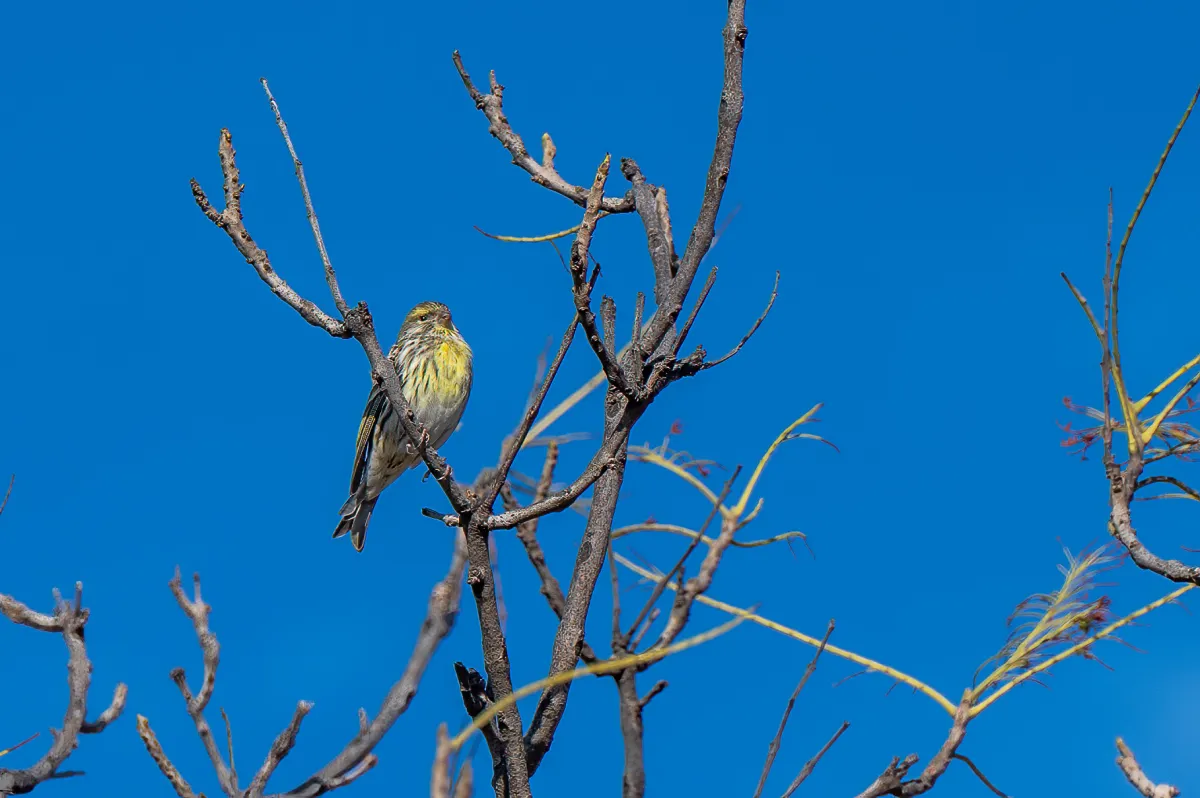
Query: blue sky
2 0 1199 796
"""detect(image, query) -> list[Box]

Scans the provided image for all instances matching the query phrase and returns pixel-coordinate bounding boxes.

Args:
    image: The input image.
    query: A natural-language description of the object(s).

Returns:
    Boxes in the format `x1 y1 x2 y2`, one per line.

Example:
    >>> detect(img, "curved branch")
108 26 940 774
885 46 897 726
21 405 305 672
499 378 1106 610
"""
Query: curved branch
0 584 127 795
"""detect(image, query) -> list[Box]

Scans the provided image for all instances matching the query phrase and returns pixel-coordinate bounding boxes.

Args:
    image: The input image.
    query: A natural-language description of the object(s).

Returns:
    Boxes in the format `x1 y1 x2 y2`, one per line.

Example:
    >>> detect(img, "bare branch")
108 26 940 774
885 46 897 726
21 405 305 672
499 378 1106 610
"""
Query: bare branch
621 158 676 295
951 754 1010 798
277 536 467 798
1116 737 1180 798
0 474 12 517
485 315 578 510
675 267 718 356
248 701 313 798
696 270 779 371
81 683 128 734
626 469 741 649
677 0 748 285
260 78 349 317
569 156 636 398
637 680 668 709
754 621 835 798
137 715 198 798
854 703 970 798
222 708 238 792
486 437 624 530
780 721 849 798
451 53 636 214
190 136 349 339
501 449 600 664
0 583 127 796
168 568 235 796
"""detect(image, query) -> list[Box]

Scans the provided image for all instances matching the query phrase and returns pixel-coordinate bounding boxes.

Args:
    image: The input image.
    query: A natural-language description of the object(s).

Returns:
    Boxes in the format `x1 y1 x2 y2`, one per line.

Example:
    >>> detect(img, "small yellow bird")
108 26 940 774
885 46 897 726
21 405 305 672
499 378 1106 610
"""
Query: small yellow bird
333 301 473 551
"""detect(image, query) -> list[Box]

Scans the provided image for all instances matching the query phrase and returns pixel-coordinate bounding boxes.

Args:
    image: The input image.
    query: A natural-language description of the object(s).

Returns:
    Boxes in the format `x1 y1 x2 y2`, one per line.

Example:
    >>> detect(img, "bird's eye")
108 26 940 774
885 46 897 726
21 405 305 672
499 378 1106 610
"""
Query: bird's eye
419 314 429 322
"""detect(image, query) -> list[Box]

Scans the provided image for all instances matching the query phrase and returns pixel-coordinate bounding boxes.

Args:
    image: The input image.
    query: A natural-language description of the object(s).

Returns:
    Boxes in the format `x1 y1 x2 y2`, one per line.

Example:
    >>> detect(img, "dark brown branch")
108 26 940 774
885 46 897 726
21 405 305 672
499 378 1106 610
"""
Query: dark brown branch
630 292 646 391
260 79 349 317
518 1 751 776
780 721 849 798
951 754 1010 798
0 583 126 796
451 53 636 214
462 474 531 798
615 669 646 798
621 158 676 295
637 680 667 709
569 157 636 399
1115 737 1180 798
677 0 748 285
753 620 835 798
675 267 717 356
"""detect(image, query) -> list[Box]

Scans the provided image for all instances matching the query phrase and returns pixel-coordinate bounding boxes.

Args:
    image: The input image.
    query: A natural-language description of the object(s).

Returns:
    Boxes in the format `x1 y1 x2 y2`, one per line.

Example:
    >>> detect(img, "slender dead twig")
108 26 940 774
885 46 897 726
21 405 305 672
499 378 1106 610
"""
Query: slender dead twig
625 469 741 650
0 475 13 517
780 721 850 798
753 621 835 798
951 754 1010 798
260 79 348 317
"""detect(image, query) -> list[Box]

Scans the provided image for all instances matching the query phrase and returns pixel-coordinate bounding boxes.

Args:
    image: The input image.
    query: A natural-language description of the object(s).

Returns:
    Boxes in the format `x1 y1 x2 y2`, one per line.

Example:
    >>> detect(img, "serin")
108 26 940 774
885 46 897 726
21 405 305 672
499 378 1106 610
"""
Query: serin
333 301 473 551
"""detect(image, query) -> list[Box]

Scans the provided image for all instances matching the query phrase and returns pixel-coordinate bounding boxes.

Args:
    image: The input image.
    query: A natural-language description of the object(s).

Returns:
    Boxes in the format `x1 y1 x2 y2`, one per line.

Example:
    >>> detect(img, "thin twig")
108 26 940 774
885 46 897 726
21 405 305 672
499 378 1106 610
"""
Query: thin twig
753 620 835 798
780 721 849 798
261 78 349 316
623 469 740 648
951 754 1010 798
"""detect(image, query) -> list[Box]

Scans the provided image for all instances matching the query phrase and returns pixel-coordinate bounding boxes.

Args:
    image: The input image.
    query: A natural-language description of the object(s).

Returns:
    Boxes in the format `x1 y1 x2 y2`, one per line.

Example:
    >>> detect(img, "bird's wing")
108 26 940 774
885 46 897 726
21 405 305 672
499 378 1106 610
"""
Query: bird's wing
349 384 389 493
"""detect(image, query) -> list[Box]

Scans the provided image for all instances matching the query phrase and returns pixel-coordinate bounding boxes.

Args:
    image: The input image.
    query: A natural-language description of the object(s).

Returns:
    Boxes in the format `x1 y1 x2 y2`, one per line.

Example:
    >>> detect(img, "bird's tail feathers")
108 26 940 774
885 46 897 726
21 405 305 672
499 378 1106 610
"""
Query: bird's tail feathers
334 488 379 552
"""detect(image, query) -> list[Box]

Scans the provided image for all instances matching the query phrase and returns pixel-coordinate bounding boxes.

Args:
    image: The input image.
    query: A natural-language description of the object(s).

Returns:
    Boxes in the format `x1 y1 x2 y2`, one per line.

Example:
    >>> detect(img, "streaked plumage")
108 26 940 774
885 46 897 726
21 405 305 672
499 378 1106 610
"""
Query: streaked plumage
333 301 472 551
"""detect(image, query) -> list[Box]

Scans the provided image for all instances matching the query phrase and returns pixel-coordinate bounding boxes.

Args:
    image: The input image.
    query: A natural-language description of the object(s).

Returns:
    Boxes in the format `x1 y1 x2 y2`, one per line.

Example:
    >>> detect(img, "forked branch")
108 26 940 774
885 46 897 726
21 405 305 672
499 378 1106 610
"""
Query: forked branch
0 583 127 795
137 540 466 798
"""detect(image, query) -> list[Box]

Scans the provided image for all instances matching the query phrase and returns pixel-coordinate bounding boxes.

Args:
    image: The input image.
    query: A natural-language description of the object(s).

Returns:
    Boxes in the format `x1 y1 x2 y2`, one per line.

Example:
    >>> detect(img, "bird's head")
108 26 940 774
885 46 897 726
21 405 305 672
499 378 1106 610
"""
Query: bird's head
404 301 459 337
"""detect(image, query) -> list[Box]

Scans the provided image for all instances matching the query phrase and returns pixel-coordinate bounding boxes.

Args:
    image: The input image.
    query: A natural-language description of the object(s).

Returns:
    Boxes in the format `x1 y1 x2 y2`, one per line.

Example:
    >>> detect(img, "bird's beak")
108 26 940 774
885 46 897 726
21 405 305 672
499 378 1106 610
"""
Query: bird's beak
439 313 454 330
